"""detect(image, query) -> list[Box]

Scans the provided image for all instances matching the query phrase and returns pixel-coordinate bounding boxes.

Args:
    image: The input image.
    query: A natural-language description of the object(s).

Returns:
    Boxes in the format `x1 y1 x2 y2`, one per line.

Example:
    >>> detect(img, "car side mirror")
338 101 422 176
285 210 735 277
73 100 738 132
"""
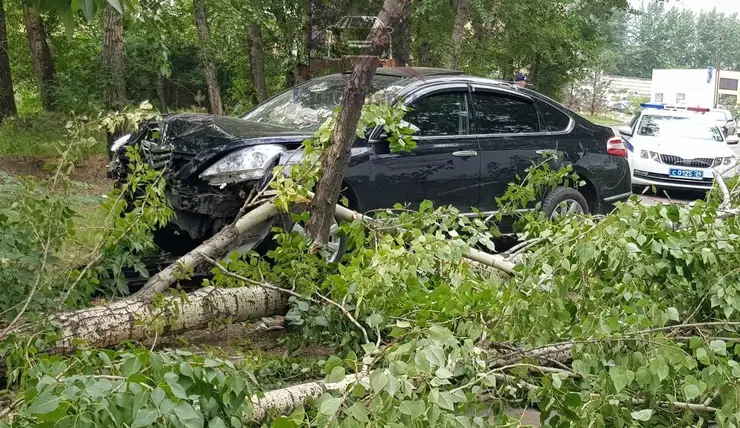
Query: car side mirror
376 120 420 140
618 126 633 137
401 120 421 134
727 135 739 145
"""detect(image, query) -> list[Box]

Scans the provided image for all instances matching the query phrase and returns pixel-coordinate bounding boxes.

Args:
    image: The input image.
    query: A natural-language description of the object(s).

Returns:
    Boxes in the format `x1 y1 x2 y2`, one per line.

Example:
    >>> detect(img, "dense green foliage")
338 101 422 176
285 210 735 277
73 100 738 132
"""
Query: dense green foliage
606 1 740 79
1 0 631 121
3 100 740 427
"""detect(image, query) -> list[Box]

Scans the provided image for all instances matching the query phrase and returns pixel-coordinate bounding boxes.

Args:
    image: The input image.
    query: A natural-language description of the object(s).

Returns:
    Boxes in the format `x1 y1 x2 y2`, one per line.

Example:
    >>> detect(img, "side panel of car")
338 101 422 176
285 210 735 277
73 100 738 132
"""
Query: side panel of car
473 86 556 212
359 87 482 211
566 120 632 213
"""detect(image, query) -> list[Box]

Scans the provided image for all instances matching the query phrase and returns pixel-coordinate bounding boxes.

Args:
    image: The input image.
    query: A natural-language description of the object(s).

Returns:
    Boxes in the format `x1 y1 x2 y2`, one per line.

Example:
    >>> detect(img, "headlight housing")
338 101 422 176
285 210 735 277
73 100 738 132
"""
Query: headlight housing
713 157 735 167
200 145 284 186
110 134 132 152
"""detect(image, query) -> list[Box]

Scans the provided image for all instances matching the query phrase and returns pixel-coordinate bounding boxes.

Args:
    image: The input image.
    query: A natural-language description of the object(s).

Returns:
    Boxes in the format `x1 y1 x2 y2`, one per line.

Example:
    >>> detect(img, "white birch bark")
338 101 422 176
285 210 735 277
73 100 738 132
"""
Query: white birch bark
46 286 286 353
135 202 280 301
249 374 366 421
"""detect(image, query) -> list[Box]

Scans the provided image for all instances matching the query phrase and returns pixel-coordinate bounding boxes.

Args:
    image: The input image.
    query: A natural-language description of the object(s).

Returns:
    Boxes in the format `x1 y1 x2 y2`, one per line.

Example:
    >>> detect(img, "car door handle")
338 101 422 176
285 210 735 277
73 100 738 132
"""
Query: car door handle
453 150 478 157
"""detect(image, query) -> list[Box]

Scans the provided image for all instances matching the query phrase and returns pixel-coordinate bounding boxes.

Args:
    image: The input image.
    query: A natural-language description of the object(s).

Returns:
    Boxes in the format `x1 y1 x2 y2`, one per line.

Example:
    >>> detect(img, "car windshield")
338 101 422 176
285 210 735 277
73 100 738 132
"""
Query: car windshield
241 74 405 132
638 115 724 142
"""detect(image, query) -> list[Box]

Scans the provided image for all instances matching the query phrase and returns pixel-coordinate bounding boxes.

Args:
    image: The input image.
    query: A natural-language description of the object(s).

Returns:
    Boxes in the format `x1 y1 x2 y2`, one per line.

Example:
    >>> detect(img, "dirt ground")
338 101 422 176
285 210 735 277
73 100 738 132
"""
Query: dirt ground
0 154 111 196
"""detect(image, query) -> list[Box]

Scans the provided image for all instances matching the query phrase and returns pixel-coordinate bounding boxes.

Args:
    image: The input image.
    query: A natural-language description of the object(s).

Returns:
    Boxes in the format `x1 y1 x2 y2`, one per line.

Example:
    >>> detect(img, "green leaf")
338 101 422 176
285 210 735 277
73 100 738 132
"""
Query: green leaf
271 417 296 428
164 372 188 399
625 242 641 253
437 391 455 411
345 401 369 423
26 392 60 415
657 364 669 382
635 366 651 387
366 313 383 328
151 387 166 407
398 400 426 419
552 373 562 389
131 408 159 428
666 307 679 322
327 366 345 383
631 409 653 421
710 340 727 356
696 348 711 365
683 384 701 401
564 392 581 408
209 417 228 428
370 371 388 393
609 367 634 393
106 0 123 14
318 397 342 416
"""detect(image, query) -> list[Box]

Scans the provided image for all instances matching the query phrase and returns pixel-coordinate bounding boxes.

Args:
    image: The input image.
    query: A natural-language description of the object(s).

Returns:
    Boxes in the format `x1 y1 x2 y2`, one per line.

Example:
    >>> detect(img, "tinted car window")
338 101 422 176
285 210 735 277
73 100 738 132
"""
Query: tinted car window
405 91 470 136
533 99 570 132
474 92 540 134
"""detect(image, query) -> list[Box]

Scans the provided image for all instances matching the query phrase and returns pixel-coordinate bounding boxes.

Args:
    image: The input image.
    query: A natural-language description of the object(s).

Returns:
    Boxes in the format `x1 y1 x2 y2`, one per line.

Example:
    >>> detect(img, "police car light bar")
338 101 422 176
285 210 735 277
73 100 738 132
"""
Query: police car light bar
640 103 665 109
687 107 710 113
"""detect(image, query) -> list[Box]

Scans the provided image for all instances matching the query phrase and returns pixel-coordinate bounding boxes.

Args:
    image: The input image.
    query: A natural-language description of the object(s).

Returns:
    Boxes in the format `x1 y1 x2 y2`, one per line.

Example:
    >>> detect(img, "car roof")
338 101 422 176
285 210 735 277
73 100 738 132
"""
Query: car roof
641 109 711 119
343 67 463 78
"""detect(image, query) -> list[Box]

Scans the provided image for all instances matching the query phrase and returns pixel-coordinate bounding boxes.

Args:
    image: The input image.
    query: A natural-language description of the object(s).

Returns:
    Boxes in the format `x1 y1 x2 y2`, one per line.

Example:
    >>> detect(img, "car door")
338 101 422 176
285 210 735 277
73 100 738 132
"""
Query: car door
472 86 554 212
365 87 481 212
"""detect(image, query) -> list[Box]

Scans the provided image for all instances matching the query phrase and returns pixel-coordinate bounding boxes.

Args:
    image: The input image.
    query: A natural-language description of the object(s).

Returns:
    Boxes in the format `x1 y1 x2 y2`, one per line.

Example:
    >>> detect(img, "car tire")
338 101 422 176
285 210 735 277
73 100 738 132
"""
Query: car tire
264 214 347 263
152 227 204 256
542 187 589 220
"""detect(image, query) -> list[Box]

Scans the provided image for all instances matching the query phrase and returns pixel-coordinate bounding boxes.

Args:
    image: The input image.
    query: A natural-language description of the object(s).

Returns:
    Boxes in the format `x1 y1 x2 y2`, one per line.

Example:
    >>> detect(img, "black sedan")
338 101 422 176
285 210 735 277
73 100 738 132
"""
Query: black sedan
109 67 632 258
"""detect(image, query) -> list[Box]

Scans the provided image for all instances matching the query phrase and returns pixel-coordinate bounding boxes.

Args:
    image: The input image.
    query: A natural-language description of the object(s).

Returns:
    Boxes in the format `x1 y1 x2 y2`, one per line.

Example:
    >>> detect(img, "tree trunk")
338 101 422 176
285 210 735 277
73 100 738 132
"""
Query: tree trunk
250 373 363 421
450 0 470 69
137 194 514 301
0 0 16 120
247 23 268 103
102 4 126 109
37 286 286 354
390 0 412 66
305 57 379 245
135 201 280 301
155 74 168 113
417 41 433 67
22 6 55 111
192 0 224 115
305 0 412 245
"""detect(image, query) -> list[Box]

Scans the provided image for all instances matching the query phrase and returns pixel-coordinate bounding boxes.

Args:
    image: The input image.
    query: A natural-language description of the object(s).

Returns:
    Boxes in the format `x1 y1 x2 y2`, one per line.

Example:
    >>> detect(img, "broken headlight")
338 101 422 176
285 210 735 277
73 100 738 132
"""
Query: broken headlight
200 145 284 186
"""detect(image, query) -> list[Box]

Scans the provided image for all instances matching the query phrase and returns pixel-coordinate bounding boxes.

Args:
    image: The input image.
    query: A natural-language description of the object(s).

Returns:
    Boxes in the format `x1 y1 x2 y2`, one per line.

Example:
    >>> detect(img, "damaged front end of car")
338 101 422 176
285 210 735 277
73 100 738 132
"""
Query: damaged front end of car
109 114 308 255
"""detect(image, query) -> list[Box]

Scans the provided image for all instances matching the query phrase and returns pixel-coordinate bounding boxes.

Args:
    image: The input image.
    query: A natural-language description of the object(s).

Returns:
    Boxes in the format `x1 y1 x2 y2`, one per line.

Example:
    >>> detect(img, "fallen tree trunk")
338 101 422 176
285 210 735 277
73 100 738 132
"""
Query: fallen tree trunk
42 286 285 354
136 199 515 302
135 202 280 301
331 202 517 276
249 373 364 422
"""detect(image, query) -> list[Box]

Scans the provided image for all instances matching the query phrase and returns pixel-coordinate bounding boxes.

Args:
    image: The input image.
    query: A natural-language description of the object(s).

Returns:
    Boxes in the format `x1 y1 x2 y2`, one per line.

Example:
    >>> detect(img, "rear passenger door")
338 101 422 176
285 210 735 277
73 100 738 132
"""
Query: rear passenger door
366 88 480 211
473 87 553 212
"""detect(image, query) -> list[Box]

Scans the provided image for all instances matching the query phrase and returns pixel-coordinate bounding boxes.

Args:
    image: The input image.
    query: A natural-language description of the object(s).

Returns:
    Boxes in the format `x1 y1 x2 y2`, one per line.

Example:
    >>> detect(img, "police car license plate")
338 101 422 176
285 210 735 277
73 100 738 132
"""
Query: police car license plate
669 169 703 180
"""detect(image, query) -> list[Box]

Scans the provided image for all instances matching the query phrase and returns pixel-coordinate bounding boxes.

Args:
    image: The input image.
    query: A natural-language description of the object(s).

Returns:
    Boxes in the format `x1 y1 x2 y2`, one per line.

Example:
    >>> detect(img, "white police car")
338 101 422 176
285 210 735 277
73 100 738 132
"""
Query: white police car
619 103 739 190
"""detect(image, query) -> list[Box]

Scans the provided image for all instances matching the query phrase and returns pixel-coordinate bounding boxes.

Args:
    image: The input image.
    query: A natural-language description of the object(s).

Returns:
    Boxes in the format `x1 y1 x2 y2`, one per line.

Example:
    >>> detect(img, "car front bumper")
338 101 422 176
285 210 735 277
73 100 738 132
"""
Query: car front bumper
629 156 738 190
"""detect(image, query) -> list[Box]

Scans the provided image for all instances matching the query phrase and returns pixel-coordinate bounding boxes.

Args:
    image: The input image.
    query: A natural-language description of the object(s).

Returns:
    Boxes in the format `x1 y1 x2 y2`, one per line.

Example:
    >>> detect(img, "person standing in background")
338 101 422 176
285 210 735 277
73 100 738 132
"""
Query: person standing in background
514 73 527 87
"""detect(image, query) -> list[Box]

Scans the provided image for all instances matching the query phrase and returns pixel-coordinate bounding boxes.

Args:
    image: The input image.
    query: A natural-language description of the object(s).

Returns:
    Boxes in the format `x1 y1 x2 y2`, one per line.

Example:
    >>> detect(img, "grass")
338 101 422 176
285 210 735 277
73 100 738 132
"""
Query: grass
579 113 624 126
0 113 107 157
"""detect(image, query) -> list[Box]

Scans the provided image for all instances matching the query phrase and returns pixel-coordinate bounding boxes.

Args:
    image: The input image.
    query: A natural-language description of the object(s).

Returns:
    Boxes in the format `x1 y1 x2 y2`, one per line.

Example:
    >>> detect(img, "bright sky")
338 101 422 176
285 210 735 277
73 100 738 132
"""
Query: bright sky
631 0 740 14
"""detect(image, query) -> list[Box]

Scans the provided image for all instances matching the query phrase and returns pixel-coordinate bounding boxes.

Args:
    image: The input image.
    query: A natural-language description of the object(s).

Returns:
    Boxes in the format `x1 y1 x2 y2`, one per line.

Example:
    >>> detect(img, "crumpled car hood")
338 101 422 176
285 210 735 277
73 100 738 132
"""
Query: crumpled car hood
156 113 312 153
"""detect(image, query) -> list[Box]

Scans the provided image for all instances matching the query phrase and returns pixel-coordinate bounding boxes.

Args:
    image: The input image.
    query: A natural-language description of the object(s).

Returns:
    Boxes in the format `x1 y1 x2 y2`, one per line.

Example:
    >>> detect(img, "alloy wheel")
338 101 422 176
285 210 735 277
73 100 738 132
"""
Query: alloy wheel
291 218 343 263
549 199 585 220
